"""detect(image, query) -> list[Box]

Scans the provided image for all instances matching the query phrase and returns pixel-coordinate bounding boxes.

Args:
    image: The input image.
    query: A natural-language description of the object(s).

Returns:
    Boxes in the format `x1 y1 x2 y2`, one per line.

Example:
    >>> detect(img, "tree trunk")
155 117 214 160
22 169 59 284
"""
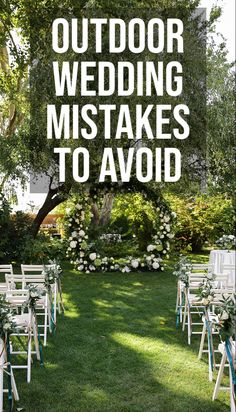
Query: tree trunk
31 185 69 238
99 193 114 227
91 203 100 226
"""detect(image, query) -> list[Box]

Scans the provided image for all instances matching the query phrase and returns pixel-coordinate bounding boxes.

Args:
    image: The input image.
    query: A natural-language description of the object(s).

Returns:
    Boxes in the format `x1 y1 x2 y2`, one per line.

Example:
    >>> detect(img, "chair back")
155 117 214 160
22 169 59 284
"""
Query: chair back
0 264 13 274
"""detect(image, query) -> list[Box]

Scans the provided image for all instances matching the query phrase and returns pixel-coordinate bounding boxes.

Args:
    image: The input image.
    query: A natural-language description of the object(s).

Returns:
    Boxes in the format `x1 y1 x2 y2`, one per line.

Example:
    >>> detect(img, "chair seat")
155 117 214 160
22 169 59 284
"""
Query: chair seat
13 314 31 328
218 341 236 356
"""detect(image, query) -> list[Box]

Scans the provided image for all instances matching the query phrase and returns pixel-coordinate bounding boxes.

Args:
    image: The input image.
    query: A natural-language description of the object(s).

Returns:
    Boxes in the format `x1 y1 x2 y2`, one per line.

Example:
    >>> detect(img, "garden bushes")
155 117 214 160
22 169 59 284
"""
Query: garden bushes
166 194 235 252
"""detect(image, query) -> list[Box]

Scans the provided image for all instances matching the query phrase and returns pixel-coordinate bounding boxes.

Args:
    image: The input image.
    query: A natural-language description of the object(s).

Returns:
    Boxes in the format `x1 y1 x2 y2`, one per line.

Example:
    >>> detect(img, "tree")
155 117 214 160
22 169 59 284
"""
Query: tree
1 0 228 237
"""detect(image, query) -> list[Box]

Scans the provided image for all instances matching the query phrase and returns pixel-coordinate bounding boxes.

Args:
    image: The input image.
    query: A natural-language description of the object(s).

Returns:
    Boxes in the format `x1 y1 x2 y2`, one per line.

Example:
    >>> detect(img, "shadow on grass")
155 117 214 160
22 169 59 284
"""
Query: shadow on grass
12 263 229 412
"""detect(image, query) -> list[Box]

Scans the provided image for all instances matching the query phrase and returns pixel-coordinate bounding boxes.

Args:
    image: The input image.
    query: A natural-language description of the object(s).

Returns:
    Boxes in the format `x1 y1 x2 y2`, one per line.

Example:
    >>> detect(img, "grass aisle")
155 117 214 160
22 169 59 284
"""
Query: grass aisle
16 264 229 412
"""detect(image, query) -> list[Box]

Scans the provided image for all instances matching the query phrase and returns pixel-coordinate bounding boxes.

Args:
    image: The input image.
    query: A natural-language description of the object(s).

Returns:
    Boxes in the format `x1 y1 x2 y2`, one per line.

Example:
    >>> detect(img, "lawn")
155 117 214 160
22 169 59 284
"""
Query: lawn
7 257 230 412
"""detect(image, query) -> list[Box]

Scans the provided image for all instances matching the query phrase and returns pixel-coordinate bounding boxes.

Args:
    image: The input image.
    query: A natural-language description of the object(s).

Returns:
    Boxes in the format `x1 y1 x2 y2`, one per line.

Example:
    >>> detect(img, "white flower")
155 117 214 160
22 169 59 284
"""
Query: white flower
70 241 77 248
220 311 229 320
165 225 170 232
76 204 83 210
72 231 77 238
147 244 155 252
208 295 214 302
202 298 209 306
123 266 131 273
89 265 95 271
171 212 176 218
163 215 170 222
3 323 11 330
79 230 85 237
89 253 96 261
78 265 84 271
146 256 152 262
131 259 139 269
152 262 160 269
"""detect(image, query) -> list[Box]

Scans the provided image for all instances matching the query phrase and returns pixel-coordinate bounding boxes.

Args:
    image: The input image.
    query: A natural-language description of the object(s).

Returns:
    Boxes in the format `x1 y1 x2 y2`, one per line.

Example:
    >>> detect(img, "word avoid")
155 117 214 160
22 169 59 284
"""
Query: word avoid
54 147 181 183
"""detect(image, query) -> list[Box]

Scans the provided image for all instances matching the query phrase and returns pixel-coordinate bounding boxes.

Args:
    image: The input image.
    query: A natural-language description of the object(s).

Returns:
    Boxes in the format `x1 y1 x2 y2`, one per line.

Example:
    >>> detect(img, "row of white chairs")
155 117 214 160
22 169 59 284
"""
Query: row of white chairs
175 261 236 411
0 264 64 411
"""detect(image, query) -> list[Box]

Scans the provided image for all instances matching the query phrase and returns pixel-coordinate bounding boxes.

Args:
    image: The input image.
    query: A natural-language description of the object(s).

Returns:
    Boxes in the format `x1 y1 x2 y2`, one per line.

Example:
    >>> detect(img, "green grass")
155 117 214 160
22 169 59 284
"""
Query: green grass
6 261 230 411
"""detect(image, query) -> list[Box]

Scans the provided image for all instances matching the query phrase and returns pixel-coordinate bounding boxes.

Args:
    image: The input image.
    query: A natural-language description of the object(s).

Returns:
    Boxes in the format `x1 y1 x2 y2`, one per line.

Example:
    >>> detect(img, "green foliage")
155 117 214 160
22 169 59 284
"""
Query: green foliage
0 193 66 262
110 193 156 250
166 193 235 252
20 235 67 264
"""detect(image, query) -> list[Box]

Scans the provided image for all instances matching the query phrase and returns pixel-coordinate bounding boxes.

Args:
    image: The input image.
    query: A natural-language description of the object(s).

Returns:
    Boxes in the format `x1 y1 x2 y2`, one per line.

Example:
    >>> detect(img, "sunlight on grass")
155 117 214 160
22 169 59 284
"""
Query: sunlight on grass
92 299 114 308
82 384 109 402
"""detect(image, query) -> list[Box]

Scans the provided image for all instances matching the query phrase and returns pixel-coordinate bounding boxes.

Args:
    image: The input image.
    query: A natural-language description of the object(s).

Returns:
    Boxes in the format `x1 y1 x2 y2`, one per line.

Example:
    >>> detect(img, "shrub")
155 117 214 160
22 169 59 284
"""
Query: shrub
166 194 235 252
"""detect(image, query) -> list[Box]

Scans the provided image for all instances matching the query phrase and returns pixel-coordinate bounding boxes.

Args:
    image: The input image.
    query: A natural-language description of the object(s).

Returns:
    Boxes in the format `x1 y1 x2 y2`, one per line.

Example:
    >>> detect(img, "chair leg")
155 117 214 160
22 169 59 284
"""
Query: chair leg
229 367 236 412
187 305 191 345
198 323 206 359
43 299 48 346
176 285 179 312
11 370 19 402
212 350 227 401
27 332 32 383
182 300 187 332
32 318 40 361
54 286 57 323
0 341 3 412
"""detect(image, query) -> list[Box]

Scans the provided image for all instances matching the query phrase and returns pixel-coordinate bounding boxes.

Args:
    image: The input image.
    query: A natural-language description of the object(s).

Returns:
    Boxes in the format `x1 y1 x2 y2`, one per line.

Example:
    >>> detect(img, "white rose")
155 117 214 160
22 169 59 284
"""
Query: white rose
208 295 214 302
79 230 85 237
147 245 155 252
131 260 139 269
70 241 77 248
220 311 229 320
78 265 84 271
164 215 170 222
146 256 152 262
89 253 96 261
72 231 77 237
4 323 11 330
202 298 209 306
152 262 160 269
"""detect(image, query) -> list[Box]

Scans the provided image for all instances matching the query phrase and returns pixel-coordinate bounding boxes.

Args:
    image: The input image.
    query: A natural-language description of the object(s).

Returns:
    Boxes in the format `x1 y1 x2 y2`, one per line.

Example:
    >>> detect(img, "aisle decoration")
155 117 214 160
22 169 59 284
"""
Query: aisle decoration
42 262 63 332
173 256 192 288
0 295 17 410
23 285 45 366
215 295 236 398
173 256 192 327
65 193 176 273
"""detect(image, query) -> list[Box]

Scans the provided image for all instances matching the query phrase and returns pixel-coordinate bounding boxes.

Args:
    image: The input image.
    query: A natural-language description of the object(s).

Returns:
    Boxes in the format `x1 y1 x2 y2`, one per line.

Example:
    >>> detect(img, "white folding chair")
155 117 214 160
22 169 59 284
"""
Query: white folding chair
6 289 41 383
0 338 19 412
22 264 59 326
6 273 49 346
182 271 209 345
213 340 236 412
198 289 234 381
0 265 13 293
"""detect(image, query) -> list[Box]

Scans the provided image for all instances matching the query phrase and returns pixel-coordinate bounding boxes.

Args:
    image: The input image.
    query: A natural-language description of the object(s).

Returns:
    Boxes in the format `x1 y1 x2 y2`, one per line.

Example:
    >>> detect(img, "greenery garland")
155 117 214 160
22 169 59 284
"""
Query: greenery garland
65 191 176 273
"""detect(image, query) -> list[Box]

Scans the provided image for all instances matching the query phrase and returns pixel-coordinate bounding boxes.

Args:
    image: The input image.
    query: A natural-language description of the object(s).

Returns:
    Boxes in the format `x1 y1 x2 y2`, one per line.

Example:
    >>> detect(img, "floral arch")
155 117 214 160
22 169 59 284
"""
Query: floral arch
65 186 176 273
